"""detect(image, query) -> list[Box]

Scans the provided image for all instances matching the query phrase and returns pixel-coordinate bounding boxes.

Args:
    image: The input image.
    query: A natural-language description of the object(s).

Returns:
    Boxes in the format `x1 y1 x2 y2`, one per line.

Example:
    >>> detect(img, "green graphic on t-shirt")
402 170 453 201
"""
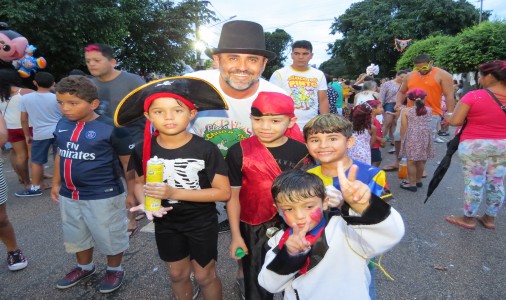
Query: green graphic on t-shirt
204 128 250 157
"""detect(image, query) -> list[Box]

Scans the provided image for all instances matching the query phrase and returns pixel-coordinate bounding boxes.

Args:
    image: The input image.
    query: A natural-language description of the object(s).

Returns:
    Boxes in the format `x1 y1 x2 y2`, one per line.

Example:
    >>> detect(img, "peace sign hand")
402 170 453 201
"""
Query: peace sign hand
336 161 371 214
285 221 312 256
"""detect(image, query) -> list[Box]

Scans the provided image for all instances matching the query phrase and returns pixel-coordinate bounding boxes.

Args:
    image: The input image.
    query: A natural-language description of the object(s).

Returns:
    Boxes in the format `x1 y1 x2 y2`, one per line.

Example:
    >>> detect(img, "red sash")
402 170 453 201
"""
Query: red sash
239 136 281 225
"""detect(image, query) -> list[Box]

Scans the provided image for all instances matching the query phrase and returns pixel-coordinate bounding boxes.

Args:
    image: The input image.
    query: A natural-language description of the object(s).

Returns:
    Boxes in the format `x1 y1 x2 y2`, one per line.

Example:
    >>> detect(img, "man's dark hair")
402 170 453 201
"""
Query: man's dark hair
84 43 115 60
292 40 313 52
396 70 408 76
414 54 432 64
34 72 55 88
55 75 98 103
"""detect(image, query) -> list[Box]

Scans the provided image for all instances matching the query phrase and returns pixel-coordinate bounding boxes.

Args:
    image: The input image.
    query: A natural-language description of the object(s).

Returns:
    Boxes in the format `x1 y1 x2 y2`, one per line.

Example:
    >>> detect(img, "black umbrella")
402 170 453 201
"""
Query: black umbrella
424 121 467 203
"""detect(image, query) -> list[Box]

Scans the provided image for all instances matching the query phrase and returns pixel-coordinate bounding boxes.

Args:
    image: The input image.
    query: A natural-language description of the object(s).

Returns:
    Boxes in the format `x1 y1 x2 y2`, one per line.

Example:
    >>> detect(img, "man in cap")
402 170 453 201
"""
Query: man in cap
186 19 288 298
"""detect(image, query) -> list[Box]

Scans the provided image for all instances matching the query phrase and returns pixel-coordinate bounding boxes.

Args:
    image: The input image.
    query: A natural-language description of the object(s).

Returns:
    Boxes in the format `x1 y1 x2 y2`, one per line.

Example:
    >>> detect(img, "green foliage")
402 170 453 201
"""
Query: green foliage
396 35 454 71
264 29 292 79
319 56 350 78
327 0 487 78
0 0 216 79
436 21 506 73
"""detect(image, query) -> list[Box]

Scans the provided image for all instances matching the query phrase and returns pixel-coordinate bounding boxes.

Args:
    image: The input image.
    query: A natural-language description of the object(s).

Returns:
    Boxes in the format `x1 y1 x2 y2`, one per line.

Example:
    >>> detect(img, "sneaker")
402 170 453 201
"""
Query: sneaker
236 277 245 300
56 266 96 289
433 137 445 143
388 147 396 154
15 187 42 197
7 249 27 271
438 130 450 136
218 219 230 233
190 272 200 299
99 270 125 293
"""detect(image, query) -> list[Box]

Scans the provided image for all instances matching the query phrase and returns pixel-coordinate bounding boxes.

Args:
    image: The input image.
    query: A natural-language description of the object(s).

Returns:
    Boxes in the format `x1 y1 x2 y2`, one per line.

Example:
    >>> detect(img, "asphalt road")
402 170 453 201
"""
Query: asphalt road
0 129 505 299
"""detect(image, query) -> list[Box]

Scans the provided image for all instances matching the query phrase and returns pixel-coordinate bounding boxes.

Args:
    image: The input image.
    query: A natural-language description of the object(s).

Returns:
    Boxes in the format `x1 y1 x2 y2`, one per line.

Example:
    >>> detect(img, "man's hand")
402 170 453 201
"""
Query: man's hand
285 221 311 256
129 204 173 221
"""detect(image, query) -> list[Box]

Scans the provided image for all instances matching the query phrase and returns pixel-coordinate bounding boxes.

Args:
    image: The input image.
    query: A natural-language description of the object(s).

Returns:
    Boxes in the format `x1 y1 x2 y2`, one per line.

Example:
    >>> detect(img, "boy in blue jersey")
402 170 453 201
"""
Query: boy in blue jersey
50 75 132 293
303 113 394 300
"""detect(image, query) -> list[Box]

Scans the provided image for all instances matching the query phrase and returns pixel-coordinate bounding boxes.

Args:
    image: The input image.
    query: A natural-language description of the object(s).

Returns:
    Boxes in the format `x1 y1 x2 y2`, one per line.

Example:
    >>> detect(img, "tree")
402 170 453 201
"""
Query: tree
263 29 292 79
327 0 487 78
319 56 350 79
436 21 506 73
396 35 454 71
0 0 216 79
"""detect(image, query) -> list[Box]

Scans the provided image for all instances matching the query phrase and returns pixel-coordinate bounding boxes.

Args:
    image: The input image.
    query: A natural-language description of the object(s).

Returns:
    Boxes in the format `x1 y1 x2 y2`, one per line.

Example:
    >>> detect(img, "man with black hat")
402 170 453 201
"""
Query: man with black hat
186 19 288 299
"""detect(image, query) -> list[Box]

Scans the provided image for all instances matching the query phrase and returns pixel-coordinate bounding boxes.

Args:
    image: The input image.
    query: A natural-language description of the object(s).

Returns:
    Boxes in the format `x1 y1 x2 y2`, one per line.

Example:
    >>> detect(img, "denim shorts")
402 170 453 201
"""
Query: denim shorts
31 138 57 164
59 193 129 255
383 102 395 113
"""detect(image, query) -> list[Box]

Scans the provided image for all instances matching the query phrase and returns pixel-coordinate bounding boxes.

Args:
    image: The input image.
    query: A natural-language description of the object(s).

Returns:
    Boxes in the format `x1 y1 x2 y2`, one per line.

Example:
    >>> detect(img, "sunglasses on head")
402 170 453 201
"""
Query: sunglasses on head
413 63 432 72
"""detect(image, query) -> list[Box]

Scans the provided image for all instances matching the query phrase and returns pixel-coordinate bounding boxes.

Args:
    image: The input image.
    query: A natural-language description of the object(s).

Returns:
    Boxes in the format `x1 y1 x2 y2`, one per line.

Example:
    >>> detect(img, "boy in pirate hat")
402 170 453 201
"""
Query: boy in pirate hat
226 91 307 300
117 77 230 300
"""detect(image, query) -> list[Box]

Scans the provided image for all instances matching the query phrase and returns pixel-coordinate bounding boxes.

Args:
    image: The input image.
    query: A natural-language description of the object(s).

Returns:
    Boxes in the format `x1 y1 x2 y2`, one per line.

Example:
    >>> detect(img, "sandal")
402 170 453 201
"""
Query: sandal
477 215 496 230
445 215 476 229
399 183 417 192
401 180 423 187
135 212 146 221
127 226 140 239
382 165 398 172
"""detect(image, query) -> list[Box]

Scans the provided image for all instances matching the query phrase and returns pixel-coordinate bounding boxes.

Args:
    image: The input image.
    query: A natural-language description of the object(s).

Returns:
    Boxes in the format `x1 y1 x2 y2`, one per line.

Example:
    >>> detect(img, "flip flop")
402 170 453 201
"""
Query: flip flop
135 212 146 221
128 226 140 239
401 180 423 187
399 183 417 192
382 165 398 172
477 216 496 230
445 215 476 229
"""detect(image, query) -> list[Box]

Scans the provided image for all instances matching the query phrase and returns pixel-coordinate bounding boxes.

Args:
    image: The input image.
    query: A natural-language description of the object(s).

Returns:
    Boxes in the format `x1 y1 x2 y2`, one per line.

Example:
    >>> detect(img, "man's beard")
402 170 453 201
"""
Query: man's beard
223 71 259 91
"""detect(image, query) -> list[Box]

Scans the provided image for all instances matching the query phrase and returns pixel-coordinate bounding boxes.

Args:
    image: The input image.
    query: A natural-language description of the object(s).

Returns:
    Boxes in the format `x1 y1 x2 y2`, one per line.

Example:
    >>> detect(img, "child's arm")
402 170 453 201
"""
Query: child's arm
144 174 231 203
369 125 377 147
118 155 136 209
227 188 248 259
337 161 371 214
50 153 61 203
258 230 306 294
130 172 172 220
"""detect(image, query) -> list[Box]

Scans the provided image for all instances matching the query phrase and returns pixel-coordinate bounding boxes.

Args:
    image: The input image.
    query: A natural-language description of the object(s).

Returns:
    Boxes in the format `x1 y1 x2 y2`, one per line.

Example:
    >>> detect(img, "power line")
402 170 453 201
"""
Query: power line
264 19 334 30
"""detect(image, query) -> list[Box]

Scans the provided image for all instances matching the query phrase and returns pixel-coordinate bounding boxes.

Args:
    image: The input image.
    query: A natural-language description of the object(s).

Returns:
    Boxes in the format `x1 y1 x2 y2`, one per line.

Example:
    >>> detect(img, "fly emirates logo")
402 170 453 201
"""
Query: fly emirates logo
59 142 96 160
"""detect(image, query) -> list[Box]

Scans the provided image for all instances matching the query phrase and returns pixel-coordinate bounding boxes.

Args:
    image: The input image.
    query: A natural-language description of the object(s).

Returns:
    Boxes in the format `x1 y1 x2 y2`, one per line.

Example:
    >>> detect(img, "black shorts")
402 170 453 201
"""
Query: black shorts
371 148 382 163
154 202 218 267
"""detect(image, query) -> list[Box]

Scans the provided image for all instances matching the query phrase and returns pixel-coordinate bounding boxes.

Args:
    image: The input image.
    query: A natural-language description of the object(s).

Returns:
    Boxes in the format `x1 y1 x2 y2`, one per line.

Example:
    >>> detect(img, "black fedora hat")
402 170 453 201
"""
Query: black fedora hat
205 20 276 61
114 76 228 127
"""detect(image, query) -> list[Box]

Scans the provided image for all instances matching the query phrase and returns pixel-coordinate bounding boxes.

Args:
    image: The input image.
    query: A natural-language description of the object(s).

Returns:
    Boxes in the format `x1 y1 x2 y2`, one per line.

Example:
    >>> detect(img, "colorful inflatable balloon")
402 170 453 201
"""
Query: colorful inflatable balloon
0 22 28 63
13 45 47 78
394 38 412 52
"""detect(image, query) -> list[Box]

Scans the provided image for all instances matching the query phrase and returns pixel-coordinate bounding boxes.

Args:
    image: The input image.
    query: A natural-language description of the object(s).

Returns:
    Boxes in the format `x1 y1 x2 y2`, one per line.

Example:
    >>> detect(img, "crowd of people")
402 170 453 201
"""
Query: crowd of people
0 19 504 300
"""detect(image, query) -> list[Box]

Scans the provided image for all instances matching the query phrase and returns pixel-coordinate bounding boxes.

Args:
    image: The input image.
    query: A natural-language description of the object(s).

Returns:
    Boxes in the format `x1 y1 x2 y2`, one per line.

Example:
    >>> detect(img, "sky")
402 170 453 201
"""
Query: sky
194 0 506 68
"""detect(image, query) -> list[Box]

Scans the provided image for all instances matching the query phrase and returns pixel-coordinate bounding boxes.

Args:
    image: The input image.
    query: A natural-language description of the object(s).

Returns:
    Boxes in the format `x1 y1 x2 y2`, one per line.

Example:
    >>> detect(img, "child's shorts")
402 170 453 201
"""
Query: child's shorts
371 148 382 163
7 127 32 143
155 203 218 268
31 138 57 164
59 193 129 255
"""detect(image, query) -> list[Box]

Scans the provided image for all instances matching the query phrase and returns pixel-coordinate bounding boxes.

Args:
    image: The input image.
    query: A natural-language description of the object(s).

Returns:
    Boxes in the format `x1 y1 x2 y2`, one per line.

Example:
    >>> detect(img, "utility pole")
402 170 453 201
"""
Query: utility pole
194 0 210 69
479 0 483 24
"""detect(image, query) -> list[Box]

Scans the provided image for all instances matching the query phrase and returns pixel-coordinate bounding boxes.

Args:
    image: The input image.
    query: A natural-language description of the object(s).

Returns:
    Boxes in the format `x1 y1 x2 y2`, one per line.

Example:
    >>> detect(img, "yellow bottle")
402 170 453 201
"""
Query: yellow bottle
145 156 163 212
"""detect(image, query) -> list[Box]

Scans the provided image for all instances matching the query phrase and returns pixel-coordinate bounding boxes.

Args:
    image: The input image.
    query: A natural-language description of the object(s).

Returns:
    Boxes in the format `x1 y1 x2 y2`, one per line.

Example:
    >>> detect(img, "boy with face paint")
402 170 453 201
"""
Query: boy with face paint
226 91 307 300
258 169 404 299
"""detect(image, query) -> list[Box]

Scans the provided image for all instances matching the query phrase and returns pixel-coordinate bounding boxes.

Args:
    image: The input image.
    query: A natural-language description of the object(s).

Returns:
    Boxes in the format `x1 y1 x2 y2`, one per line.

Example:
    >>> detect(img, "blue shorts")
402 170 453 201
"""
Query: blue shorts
371 148 382 163
383 102 395 113
31 138 57 164
59 193 129 255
